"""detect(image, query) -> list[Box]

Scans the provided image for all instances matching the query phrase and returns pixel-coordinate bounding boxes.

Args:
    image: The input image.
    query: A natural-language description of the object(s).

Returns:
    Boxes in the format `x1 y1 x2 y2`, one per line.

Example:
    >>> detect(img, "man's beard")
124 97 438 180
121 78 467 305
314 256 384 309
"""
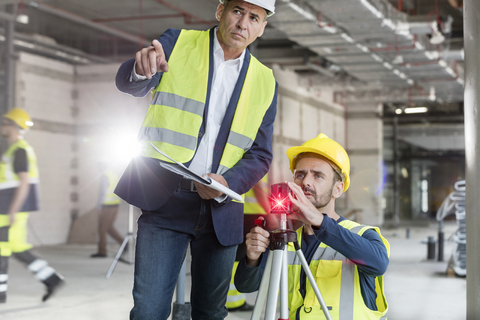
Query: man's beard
303 185 334 209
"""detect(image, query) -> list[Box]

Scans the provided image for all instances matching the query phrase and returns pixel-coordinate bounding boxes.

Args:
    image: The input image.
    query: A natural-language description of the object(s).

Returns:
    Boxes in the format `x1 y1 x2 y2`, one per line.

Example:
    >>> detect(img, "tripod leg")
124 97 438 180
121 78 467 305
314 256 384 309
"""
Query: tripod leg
279 246 289 319
265 249 284 320
251 251 274 320
296 249 332 320
176 259 187 304
106 204 136 279
172 259 190 320
127 205 135 263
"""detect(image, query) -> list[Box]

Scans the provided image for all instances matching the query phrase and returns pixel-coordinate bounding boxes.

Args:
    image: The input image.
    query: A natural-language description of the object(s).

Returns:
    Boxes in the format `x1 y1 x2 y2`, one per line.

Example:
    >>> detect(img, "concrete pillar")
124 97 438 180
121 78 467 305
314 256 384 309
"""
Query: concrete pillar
5 5 15 111
464 0 480 318
345 102 384 226
392 116 400 227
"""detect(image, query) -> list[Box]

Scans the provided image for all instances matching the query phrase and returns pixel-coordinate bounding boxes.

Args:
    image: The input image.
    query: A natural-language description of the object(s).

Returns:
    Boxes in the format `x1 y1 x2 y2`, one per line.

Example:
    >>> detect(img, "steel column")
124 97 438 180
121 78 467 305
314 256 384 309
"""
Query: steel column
464 0 480 318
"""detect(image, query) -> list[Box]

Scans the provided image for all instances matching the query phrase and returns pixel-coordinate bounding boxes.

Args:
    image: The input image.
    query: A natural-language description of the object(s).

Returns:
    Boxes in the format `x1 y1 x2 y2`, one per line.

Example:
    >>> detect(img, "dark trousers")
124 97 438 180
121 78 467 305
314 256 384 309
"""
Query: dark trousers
97 205 123 255
130 190 238 320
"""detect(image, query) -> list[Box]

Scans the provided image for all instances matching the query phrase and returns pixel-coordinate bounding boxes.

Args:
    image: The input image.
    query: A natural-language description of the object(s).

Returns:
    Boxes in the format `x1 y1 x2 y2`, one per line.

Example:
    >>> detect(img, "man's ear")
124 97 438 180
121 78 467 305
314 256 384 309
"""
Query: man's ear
332 181 344 199
216 4 224 21
257 20 267 37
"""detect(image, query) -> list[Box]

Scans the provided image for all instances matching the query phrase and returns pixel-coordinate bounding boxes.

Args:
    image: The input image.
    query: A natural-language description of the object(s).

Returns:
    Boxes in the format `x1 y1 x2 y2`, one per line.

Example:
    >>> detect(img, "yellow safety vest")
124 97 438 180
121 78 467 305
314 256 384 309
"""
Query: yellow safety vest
138 29 276 204
287 221 390 320
0 139 39 191
244 174 268 214
102 170 121 205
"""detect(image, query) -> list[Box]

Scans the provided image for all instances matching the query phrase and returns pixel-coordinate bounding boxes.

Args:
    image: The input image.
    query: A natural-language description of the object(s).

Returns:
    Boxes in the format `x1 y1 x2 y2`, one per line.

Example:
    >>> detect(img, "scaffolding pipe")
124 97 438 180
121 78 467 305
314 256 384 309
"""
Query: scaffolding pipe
28 2 151 47
5 8 15 111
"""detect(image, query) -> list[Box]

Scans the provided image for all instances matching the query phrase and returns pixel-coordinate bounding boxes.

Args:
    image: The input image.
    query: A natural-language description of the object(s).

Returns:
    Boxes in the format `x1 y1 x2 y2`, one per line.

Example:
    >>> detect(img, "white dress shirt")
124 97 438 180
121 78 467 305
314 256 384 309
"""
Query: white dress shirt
189 29 245 175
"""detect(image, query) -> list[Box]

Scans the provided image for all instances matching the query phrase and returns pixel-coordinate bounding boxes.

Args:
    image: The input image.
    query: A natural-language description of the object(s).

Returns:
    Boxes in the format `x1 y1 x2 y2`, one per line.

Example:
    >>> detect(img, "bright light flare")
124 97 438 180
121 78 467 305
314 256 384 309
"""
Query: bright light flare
271 195 289 212
269 195 293 215
101 131 141 165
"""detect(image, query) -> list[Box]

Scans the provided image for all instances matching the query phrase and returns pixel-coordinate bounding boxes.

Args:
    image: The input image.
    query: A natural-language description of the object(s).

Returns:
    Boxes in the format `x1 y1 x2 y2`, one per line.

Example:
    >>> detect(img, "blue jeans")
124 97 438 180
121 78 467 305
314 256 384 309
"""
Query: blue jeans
130 190 238 320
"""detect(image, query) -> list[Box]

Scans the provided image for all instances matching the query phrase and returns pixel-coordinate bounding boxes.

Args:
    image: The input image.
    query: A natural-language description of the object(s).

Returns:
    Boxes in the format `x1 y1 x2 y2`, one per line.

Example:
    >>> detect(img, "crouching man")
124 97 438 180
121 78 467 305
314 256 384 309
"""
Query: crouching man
235 134 390 319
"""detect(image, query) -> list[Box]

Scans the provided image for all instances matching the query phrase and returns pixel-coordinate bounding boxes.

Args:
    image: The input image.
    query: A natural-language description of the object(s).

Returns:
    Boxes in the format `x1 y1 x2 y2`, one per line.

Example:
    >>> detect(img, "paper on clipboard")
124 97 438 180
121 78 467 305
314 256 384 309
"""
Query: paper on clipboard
150 143 243 202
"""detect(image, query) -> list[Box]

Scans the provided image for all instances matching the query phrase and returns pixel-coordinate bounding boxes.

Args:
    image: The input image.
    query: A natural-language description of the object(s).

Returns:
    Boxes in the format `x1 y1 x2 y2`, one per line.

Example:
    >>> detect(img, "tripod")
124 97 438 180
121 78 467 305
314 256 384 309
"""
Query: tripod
250 213 332 320
106 204 136 279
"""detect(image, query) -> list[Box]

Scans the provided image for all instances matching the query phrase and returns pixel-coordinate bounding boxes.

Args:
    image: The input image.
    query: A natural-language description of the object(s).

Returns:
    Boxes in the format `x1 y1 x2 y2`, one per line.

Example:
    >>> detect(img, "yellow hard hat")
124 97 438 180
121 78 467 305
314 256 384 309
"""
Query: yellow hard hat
286 133 350 192
3 108 33 129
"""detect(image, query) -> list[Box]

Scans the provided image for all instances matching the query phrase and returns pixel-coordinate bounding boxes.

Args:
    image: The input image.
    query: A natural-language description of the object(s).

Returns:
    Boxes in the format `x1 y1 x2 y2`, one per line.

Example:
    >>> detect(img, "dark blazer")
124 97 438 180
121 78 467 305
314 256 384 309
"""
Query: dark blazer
114 28 278 246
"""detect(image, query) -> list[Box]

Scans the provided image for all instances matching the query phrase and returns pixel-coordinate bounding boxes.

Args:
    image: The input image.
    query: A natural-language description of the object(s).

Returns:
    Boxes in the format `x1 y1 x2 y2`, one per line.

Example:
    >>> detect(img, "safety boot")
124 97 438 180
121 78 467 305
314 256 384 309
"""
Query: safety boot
42 272 65 302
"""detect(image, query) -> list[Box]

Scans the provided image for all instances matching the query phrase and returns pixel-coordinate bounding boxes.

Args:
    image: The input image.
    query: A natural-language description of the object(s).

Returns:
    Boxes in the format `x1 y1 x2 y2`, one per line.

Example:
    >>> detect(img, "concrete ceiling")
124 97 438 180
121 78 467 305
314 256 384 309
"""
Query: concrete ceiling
0 0 465 110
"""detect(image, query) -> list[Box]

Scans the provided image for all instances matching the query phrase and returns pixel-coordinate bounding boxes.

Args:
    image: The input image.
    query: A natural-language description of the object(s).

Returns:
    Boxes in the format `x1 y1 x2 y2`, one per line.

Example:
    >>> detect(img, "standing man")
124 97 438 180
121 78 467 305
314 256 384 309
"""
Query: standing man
91 163 124 258
0 108 64 303
114 0 278 319
235 134 390 319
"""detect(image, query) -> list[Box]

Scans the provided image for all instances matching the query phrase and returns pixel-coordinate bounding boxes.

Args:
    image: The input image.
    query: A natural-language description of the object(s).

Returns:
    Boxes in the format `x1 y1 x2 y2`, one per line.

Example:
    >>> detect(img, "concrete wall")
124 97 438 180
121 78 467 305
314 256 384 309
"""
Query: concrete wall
75 64 149 221
15 52 76 246
75 63 149 237
14 53 148 246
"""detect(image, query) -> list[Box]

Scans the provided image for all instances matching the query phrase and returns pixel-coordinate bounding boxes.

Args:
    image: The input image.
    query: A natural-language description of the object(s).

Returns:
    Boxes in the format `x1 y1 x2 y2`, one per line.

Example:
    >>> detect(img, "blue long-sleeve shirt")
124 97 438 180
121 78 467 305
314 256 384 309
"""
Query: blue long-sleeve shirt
235 215 389 311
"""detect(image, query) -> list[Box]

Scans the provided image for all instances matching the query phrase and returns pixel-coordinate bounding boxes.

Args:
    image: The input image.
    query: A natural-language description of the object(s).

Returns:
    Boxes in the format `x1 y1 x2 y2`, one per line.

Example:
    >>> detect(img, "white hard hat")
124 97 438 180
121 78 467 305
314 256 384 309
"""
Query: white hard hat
219 0 275 17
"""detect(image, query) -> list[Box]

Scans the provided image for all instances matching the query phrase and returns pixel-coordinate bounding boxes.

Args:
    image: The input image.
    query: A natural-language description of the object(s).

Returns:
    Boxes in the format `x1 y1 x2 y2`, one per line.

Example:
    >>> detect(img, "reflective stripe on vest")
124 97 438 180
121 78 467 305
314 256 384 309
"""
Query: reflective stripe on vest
287 221 390 320
138 29 275 178
102 171 121 205
0 140 39 191
216 54 275 177
226 261 246 309
244 174 269 214
139 29 209 162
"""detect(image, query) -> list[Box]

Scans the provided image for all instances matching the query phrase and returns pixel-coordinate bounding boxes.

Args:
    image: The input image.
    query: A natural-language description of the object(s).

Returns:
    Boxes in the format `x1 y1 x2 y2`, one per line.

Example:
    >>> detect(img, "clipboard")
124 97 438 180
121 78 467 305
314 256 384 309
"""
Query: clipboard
150 143 243 202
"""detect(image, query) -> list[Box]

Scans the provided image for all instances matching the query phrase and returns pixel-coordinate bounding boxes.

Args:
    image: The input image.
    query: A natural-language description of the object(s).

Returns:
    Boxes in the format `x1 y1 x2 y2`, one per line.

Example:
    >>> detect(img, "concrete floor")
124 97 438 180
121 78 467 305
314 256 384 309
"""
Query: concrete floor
0 221 466 320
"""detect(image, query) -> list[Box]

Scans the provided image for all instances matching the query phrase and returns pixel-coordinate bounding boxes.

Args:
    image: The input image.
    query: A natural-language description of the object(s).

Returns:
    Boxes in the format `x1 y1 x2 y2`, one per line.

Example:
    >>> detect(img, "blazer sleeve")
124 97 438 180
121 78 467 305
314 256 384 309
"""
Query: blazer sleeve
314 216 389 276
115 28 181 98
234 251 269 293
221 82 278 197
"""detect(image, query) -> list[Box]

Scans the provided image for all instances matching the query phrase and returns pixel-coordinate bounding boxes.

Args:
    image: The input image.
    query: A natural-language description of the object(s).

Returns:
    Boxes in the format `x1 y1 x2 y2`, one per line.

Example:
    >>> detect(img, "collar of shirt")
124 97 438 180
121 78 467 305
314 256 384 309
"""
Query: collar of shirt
213 27 245 72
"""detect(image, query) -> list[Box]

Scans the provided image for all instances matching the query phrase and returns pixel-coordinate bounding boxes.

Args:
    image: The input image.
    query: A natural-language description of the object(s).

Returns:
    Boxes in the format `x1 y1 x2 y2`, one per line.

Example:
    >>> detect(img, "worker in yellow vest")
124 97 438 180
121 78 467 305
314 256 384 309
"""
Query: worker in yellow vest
236 134 390 319
0 108 64 303
226 175 270 311
91 163 124 258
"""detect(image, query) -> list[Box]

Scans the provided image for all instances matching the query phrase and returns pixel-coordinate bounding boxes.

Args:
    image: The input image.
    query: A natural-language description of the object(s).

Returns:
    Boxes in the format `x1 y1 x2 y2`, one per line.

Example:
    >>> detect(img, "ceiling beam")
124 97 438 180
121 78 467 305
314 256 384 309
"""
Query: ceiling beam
28 1 151 46
92 13 184 23
152 0 215 26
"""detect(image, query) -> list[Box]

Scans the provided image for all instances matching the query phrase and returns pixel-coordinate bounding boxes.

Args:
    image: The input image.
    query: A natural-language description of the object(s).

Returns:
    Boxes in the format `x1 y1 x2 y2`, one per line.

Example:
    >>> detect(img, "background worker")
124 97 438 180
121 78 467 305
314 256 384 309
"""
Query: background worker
91 162 124 258
114 0 278 318
0 108 64 303
226 176 270 312
235 133 390 319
